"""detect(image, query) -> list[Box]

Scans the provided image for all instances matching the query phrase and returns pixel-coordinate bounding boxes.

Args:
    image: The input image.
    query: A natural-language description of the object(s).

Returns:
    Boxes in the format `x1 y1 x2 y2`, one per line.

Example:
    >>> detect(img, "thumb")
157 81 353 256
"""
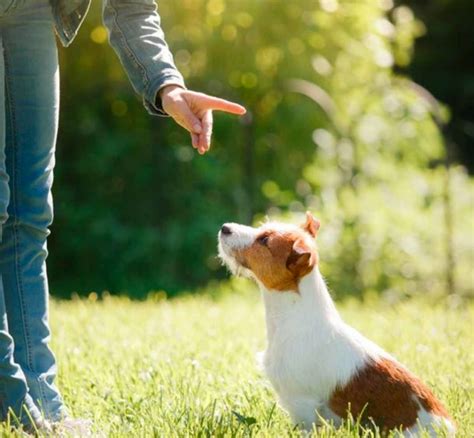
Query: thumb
175 101 202 134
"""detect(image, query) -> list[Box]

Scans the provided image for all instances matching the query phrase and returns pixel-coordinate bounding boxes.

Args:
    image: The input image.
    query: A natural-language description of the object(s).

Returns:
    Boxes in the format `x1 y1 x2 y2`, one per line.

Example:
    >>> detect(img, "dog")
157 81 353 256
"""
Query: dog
217 212 455 436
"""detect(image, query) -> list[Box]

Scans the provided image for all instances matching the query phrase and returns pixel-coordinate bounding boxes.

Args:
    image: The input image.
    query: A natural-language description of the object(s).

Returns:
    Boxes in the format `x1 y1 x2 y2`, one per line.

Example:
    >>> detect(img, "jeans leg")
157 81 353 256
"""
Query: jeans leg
0 27 43 427
0 282 42 425
0 6 65 421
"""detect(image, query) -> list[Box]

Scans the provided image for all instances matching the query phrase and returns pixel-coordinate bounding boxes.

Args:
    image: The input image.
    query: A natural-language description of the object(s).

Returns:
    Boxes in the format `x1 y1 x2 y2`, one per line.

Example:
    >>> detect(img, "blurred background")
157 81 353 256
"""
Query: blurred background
51 0 473 300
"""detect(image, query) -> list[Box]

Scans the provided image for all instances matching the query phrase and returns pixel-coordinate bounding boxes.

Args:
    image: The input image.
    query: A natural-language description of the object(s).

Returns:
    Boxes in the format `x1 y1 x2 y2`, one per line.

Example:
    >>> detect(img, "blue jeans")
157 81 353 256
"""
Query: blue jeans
0 0 65 426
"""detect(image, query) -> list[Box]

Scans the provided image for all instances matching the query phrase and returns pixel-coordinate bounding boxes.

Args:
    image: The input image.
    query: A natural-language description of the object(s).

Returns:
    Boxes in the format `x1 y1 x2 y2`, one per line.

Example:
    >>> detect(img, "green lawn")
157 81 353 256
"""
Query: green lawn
3 280 473 436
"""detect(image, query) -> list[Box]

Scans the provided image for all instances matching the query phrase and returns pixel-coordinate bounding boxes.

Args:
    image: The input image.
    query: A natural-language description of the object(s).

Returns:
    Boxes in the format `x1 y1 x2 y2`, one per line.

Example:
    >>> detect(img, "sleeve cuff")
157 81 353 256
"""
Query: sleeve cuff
144 73 186 117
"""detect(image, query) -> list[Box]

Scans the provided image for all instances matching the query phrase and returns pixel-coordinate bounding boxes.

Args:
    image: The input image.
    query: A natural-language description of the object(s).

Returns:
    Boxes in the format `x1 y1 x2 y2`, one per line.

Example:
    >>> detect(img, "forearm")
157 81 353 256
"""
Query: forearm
102 0 185 115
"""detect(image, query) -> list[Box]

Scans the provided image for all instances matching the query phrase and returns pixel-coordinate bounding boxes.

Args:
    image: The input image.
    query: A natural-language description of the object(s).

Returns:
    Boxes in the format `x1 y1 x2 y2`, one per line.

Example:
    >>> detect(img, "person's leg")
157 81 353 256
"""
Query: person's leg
0 25 43 428
0 1 66 421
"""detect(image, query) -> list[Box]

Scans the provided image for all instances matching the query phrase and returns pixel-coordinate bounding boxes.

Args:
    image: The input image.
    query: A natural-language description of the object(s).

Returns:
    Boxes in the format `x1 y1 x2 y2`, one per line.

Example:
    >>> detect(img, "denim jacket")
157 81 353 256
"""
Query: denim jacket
50 0 185 115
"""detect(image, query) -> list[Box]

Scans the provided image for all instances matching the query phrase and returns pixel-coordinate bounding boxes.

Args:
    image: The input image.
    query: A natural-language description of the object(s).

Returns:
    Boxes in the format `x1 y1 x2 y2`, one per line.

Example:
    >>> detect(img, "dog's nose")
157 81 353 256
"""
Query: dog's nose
221 225 232 235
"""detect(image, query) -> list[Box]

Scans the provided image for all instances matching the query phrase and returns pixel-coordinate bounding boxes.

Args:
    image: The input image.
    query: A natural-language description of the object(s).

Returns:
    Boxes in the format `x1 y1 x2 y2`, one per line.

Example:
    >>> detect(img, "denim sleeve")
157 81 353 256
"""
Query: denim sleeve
102 0 185 116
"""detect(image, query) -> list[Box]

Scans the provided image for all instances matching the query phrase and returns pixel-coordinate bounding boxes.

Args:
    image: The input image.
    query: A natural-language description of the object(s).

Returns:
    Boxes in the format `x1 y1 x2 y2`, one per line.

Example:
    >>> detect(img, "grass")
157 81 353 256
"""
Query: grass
1 279 473 437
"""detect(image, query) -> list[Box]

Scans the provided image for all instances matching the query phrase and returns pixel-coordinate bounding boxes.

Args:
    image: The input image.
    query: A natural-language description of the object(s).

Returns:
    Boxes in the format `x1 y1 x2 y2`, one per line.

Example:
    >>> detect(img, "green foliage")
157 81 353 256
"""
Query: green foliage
51 0 473 298
401 0 474 173
2 290 472 436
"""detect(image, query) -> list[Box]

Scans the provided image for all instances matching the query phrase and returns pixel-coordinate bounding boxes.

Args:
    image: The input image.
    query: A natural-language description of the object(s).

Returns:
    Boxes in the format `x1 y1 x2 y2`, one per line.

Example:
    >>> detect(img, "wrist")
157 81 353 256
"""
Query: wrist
155 83 185 116
159 84 184 99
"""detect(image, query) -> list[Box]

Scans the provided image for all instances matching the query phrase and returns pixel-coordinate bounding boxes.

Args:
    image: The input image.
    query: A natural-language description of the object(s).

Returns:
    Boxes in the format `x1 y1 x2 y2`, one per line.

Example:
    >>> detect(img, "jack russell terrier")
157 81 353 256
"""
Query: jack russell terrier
217 212 455 436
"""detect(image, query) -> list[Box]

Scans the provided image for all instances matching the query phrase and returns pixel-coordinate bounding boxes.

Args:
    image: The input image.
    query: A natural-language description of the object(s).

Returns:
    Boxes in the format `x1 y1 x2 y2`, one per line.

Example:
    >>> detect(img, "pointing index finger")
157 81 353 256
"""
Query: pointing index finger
198 94 246 115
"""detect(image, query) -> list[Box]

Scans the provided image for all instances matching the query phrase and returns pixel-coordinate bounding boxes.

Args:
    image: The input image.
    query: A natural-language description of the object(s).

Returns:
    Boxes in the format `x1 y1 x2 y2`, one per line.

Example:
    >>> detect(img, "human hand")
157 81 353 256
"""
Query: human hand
159 85 246 154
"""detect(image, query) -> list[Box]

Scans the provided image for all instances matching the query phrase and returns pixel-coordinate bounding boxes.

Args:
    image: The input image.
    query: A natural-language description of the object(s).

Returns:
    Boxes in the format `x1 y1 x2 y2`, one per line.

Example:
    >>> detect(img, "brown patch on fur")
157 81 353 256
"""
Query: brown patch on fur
329 358 451 431
237 230 316 291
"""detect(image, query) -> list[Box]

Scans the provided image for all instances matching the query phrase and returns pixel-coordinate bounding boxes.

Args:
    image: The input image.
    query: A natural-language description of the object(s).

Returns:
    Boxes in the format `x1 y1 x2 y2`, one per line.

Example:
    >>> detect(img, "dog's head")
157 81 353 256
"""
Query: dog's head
218 212 320 292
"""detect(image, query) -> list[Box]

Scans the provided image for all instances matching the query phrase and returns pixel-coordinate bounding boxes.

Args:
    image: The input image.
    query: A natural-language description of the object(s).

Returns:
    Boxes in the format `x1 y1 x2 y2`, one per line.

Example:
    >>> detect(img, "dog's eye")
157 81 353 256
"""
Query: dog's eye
257 235 269 246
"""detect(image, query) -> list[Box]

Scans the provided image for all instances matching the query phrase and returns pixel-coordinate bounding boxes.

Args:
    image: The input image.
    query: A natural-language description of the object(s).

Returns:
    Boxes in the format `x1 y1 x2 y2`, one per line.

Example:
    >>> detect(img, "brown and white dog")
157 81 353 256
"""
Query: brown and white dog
217 212 455 436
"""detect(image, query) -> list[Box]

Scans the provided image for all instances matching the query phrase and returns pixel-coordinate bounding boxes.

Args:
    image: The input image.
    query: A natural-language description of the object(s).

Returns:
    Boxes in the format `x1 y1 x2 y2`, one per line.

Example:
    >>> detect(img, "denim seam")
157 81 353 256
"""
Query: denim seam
1 0 18 16
3 47 49 413
4 47 31 370
0 386 6 418
110 1 150 92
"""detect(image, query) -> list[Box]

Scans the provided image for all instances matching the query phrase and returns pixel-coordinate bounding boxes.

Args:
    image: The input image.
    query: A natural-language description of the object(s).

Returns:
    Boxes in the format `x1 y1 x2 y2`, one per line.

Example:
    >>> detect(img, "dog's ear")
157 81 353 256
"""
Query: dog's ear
301 211 320 238
286 238 313 274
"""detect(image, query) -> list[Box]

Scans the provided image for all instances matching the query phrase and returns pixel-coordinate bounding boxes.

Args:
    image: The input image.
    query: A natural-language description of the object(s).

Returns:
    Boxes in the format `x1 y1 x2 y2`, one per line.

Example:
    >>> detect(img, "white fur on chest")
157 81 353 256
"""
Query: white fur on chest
259 269 383 426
